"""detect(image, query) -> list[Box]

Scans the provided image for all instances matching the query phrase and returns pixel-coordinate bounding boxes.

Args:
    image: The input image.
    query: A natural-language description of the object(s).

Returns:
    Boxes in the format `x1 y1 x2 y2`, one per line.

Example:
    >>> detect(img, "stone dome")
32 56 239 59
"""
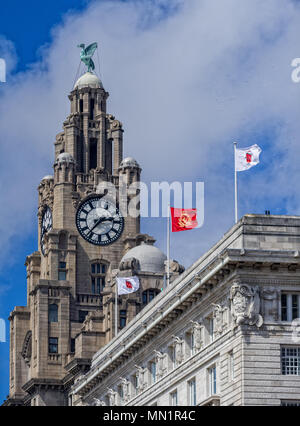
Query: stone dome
55 152 75 164
74 72 103 89
120 157 140 169
41 175 54 181
121 243 167 273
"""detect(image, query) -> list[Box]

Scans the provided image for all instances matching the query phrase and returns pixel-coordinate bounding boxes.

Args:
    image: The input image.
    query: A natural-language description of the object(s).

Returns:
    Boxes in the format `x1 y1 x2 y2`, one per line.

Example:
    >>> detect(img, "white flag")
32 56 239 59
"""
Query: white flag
235 144 262 172
116 276 140 295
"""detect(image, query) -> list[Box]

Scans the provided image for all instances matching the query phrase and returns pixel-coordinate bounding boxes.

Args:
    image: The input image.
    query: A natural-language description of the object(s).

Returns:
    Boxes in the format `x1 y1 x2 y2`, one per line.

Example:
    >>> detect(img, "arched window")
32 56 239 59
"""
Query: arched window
49 304 58 323
142 289 160 306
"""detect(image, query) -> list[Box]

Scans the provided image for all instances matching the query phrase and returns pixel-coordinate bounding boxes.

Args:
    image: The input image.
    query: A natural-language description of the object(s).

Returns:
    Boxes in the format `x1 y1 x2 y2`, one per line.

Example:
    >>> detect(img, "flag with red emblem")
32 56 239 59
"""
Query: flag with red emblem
235 144 262 172
116 276 140 295
170 207 198 232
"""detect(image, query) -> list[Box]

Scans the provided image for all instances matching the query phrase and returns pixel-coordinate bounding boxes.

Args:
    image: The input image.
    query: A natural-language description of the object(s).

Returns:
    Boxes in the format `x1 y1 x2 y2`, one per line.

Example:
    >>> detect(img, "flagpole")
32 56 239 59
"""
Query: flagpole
115 281 118 337
167 202 170 287
234 142 238 224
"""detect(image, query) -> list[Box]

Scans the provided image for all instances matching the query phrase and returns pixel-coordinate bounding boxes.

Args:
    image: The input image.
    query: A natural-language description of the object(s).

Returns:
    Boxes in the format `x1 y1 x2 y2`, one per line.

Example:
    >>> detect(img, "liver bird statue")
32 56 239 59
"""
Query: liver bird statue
77 42 98 72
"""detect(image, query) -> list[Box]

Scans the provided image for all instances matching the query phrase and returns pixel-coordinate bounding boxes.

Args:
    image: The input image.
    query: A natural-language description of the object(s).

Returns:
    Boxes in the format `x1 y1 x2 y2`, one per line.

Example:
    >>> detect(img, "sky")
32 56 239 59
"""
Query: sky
1 0 300 403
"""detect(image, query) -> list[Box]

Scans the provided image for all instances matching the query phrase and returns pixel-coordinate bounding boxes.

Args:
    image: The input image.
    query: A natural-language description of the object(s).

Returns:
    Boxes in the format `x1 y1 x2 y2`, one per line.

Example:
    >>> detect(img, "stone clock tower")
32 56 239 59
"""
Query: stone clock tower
5 69 183 406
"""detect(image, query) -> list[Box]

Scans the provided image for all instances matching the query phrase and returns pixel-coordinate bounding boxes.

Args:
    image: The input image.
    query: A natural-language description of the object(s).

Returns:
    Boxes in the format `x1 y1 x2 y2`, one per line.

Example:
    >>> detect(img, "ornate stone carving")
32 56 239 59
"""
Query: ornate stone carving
169 260 185 274
120 378 130 403
172 336 184 365
135 366 147 392
261 287 280 322
107 388 117 406
212 304 229 336
190 320 203 351
21 330 32 366
119 257 140 272
154 350 167 379
230 283 263 328
92 398 105 406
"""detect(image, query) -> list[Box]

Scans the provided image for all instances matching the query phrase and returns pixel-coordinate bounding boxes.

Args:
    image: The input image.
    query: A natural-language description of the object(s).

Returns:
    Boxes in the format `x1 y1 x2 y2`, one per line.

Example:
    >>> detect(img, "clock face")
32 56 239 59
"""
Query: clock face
76 197 124 246
40 206 53 255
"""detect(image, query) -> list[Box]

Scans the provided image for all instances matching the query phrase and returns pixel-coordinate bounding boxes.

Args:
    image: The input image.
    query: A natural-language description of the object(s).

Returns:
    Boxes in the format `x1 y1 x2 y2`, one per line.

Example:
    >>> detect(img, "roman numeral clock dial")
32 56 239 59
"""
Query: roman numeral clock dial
76 197 124 246
40 206 53 256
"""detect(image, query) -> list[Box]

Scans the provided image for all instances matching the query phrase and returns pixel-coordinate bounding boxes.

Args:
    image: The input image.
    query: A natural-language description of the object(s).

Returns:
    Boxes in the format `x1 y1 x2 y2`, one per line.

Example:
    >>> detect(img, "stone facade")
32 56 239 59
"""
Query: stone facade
4 72 180 406
71 215 300 406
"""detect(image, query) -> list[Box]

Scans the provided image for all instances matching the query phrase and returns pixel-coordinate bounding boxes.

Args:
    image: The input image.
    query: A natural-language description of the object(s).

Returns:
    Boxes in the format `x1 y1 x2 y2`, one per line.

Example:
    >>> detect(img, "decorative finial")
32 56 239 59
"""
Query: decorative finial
77 42 98 73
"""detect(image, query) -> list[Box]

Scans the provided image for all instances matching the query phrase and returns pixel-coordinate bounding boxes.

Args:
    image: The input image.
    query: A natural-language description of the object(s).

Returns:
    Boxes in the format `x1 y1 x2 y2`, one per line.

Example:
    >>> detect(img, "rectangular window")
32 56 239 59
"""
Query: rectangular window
120 310 126 329
58 270 66 280
171 390 178 406
281 347 300 375
70 338 75 353
134 375 139 396
150 362 156 384
172 345 176 369
191 332 195 356
97 277 101 294
92 277 96 294
208 366 217 395
49 337 58 354
281 294 300 322
281 294 287 321
189 379 196 406
79 310 88 323
209 317 214 343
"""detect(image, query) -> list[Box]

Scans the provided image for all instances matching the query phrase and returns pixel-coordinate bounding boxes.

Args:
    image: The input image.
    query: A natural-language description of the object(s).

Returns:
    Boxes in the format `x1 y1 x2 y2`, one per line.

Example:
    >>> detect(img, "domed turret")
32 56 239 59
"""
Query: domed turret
74 72 103 90
120 243 167 274
119 157 140 169
41 175 54 181
55 152 75 165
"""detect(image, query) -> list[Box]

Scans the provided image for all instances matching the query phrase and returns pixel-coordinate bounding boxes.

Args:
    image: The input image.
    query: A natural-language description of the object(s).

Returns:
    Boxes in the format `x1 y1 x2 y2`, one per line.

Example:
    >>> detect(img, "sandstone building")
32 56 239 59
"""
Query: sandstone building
4 69 300 407
4 71 182 406
71 215 300 407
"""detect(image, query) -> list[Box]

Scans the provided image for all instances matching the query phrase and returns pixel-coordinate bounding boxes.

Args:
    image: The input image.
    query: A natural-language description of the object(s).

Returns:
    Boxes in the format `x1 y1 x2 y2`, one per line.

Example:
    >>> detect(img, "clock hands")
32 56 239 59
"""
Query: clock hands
88 216 114 235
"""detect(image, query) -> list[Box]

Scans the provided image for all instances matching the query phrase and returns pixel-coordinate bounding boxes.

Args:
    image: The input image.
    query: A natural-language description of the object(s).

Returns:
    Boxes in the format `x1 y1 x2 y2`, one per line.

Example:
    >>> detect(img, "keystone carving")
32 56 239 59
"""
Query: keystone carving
230 283 263 328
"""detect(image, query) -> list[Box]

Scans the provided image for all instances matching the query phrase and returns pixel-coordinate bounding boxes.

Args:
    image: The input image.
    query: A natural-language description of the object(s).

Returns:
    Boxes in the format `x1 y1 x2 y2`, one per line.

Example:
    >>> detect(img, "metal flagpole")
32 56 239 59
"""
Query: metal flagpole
115 281 118 337
234 142 238 224
167 203 170 287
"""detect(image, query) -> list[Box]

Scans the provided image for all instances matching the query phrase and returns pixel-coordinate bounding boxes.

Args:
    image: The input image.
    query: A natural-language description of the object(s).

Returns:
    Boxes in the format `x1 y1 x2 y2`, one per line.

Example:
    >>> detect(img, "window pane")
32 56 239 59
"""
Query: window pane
281 294 287 321
102 265 106 274
97 263 101 274
292 295 298 320
91 264 96 274
49 304 58 323
92 278 95 294
58 270 66 280
79 311 88 323
282 347 300 375
59 262 66 269
49 337 58 353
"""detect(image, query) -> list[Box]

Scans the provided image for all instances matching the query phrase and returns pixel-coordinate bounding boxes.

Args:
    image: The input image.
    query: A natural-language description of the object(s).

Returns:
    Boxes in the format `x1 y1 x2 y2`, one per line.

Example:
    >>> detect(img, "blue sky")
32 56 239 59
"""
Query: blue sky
1 0 300 404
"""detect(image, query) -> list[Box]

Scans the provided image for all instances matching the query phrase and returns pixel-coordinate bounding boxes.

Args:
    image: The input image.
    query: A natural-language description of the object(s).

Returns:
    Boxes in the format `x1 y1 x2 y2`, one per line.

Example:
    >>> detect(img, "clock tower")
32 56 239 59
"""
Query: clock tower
5 65 182 406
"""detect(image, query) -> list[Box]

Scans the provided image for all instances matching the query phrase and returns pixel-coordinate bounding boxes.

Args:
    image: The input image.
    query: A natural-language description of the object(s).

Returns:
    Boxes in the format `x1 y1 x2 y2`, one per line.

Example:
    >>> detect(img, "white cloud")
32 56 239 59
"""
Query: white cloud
1 0 300 269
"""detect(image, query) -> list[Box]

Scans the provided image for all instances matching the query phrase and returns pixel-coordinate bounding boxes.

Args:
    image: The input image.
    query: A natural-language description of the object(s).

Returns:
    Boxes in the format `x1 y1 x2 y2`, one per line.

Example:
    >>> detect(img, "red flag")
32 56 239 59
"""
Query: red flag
170 208 198 232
